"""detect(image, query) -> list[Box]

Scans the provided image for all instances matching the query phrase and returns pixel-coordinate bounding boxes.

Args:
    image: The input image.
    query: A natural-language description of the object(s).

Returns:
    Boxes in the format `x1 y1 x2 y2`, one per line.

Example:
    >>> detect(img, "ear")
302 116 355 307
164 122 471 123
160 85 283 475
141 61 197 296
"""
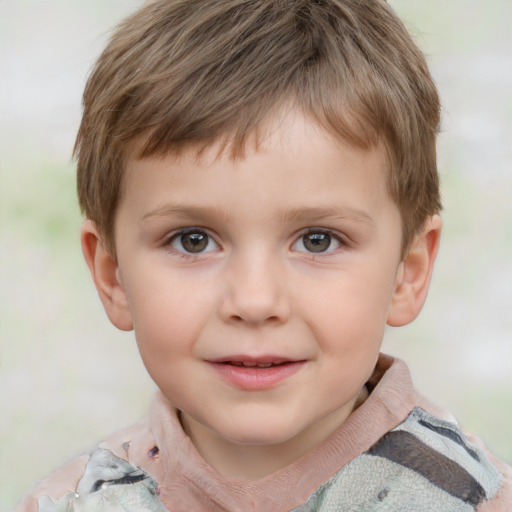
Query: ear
387 215 442 327
81 220 133 331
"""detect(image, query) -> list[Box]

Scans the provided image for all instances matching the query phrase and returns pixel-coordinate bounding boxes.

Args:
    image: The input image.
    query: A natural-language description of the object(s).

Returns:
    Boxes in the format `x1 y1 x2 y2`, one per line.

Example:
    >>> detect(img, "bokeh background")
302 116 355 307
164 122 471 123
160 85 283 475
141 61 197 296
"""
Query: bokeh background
1 0 511 509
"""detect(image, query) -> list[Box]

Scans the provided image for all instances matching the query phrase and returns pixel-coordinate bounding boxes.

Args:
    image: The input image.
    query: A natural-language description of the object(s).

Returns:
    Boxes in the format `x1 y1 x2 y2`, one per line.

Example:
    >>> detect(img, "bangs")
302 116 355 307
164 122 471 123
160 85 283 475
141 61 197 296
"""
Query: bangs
76 0 440 256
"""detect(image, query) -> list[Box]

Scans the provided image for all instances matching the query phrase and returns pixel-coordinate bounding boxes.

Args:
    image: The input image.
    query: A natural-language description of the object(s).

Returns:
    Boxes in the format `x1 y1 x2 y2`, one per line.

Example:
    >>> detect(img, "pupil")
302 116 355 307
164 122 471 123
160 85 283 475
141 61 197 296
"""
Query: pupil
304 233 330 253
182 232 208 252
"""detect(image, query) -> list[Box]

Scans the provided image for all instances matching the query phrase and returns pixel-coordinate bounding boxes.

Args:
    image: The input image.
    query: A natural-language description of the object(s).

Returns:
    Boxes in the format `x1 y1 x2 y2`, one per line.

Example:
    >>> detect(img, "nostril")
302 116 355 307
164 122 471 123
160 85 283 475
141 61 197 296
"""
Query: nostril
230 313 281 325
220 285 290 326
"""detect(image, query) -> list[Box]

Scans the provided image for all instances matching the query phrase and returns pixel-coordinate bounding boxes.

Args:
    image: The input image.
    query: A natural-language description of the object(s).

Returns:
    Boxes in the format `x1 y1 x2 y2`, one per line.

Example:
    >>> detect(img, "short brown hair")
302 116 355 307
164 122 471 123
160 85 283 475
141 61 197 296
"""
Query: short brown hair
75 0 441 256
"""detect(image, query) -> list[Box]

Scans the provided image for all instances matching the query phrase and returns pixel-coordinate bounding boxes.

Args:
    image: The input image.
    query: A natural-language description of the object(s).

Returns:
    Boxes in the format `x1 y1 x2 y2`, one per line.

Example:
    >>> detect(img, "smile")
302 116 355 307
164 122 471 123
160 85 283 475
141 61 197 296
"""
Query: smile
208 356 306 390
222 360 290 368
230 361 272 367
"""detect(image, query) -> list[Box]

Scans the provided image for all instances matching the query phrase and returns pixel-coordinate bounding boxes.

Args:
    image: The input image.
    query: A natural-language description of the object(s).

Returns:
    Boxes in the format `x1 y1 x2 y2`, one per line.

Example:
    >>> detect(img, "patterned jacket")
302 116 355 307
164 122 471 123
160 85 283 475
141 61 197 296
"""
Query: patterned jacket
16 355 512 511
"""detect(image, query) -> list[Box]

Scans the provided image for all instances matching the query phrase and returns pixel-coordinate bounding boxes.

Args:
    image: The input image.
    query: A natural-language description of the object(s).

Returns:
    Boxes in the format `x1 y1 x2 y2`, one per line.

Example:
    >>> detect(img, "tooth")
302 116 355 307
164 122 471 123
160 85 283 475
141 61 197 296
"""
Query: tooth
256 363 272 368
242 362 257 367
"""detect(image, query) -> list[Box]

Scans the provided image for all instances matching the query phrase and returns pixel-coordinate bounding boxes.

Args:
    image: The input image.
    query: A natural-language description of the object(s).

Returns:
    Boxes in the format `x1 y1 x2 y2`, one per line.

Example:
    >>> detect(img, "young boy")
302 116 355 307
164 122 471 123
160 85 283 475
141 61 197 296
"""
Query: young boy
16 0 511 510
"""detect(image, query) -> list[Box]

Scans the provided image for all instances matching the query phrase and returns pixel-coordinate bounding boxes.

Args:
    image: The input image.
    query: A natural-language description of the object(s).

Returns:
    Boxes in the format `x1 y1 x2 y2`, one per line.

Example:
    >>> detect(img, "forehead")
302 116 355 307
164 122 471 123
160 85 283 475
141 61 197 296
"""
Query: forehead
118 111 395 230
130 99 385 162
127 108 387 183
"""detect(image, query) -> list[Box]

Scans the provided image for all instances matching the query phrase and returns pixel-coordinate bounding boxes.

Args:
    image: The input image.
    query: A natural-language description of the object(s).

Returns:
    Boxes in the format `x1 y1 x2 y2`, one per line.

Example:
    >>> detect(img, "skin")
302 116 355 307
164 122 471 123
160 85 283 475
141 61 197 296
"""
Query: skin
82 111 441 480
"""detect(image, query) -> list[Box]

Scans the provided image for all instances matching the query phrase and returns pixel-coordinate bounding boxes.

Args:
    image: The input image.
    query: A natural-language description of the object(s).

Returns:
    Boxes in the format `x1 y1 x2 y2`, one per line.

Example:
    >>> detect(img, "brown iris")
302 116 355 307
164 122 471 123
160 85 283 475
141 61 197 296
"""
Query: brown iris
303 232 331 253
181 232 209 252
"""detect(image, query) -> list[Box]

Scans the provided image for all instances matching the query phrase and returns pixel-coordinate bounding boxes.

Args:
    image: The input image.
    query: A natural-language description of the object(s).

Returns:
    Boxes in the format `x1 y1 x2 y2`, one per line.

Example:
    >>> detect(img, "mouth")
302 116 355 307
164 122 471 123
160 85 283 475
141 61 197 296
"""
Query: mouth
210 356 298 368
226 361 283 368
207 356 305 389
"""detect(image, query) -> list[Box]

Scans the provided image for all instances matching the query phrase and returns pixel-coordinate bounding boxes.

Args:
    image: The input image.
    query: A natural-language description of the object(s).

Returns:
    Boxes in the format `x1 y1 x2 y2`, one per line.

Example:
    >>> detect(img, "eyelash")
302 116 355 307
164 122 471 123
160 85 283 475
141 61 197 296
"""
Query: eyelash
163 227 348 258
293 228 347 255
164 227 220 259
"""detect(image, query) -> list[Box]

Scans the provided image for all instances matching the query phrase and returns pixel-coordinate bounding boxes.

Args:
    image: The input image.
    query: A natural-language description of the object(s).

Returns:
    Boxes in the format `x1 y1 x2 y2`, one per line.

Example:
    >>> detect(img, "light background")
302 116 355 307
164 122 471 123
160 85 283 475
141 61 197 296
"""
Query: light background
0 0 511 509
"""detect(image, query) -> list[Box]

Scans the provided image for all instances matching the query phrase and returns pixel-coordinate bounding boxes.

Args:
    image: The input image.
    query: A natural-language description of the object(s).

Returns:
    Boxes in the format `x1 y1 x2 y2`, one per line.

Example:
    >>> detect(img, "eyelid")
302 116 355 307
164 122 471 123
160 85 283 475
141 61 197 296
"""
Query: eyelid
302 227 347 242
165 227 220 255
292 228 348 254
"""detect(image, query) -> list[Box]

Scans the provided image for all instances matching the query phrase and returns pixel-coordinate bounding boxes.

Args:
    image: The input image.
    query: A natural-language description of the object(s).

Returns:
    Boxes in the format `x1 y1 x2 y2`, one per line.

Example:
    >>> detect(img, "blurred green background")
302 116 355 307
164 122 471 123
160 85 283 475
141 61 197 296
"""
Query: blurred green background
0 0 511 509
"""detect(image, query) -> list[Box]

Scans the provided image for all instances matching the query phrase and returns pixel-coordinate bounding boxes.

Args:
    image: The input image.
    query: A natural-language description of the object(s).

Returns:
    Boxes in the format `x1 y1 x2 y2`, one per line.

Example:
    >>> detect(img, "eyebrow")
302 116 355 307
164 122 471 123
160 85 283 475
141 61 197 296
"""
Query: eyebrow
141 204 374 226
276 206 375 226
141 204 233 224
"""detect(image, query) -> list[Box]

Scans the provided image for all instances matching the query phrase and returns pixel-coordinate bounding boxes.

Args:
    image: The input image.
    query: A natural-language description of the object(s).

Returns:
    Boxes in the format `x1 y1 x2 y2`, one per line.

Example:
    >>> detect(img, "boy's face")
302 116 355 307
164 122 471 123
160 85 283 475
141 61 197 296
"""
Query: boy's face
94 111 422 462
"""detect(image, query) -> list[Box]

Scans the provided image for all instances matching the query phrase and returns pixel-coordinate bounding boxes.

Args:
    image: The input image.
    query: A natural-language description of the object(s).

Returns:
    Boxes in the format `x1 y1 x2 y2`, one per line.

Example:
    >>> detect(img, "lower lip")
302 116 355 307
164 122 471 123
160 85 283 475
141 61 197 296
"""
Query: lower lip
209 362 305 390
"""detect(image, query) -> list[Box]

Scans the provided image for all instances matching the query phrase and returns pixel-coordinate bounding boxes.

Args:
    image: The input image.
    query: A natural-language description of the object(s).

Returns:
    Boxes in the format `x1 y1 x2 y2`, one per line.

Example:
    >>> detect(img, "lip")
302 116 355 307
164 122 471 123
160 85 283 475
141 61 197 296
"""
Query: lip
207 355 306 390
209 354 295 365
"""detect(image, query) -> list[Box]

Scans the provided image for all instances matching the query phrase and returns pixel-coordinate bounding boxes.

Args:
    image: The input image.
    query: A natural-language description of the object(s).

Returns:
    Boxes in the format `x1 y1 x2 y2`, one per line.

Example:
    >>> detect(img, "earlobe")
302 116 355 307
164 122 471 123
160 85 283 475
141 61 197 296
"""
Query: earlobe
81 220 133 331
387 215 442 327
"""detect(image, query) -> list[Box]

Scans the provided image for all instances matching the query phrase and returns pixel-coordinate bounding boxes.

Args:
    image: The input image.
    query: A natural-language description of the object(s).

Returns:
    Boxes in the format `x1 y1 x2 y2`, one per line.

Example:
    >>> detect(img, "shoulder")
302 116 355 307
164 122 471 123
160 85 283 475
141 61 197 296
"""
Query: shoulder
369 408 505 509
14 419 167 512
298 408 511 512
15 455 90 512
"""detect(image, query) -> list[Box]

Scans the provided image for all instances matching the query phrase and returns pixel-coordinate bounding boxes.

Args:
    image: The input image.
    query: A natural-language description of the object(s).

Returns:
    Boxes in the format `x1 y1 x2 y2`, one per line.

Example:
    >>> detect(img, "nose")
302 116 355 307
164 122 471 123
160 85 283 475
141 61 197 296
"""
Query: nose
218 249 291 326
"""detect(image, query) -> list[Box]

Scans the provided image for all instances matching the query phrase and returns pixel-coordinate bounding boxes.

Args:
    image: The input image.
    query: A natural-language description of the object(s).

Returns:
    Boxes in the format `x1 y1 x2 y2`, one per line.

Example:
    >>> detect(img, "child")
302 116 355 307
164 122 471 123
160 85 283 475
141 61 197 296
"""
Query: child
16 0 511 510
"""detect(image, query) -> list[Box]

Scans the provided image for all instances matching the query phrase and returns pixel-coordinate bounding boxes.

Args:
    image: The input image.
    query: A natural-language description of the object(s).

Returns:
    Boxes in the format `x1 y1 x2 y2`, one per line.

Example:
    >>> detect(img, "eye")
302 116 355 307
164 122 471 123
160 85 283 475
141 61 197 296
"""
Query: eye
169 229 219 254
292 230 343 253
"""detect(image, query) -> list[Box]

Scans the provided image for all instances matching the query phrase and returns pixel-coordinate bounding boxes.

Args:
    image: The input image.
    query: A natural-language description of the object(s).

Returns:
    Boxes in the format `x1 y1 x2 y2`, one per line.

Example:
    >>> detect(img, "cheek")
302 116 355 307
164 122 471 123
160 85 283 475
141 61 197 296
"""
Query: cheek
301 267 395 354
127 277 212 401
123 266 213 354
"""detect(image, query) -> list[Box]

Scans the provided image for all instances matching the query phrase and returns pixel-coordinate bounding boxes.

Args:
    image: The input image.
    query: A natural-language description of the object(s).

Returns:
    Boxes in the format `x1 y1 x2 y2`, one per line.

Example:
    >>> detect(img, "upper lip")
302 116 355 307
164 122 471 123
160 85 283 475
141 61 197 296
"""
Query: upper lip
208 355 300 365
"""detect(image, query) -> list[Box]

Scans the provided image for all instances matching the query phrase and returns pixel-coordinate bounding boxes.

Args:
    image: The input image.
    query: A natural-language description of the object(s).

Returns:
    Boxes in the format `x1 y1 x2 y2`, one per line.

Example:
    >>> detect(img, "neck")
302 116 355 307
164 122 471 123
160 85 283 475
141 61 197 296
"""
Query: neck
179 387 368 480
